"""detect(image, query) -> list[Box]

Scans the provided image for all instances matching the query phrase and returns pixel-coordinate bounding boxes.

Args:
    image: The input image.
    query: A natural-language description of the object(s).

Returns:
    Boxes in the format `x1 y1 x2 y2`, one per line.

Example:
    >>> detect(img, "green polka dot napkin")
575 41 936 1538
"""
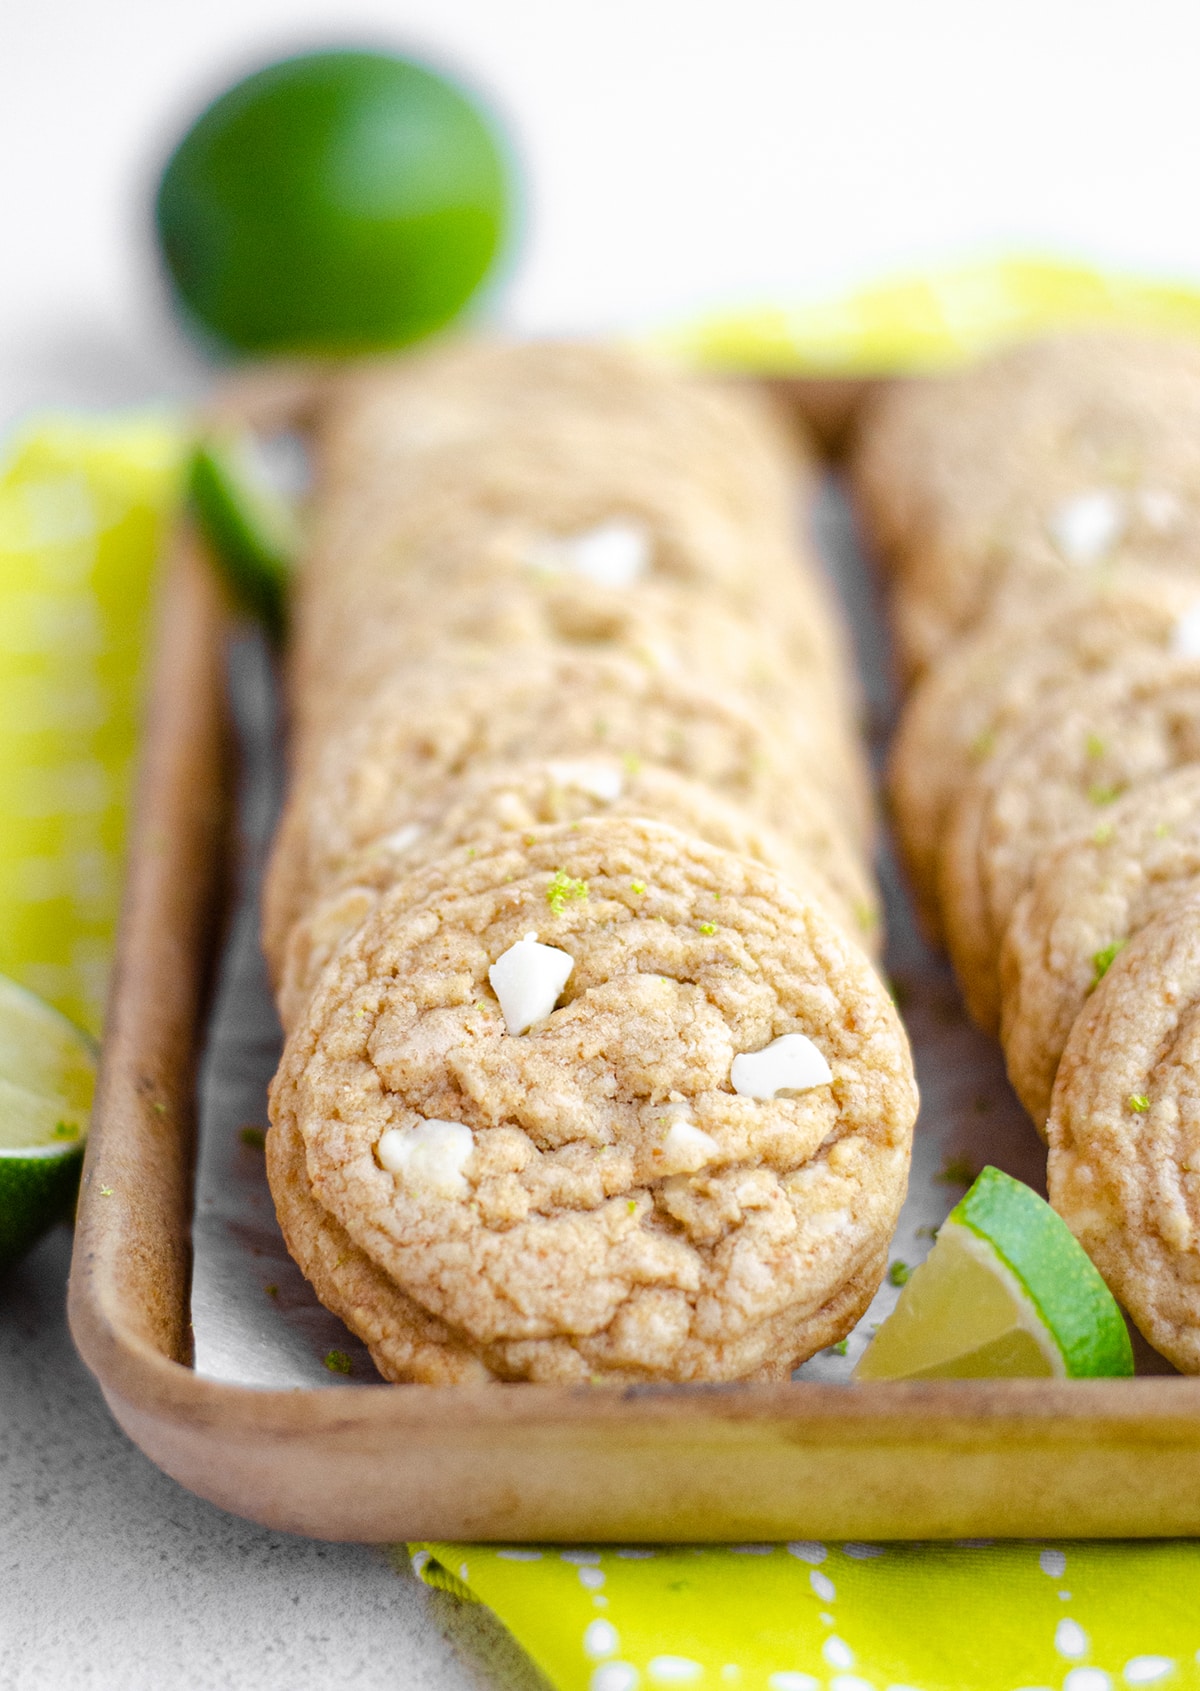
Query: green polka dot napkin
411 1539 1200 1691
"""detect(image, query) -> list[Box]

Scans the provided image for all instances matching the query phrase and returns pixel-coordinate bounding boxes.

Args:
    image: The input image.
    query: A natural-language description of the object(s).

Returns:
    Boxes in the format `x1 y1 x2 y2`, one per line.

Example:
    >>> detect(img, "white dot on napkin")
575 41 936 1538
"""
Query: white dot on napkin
377 1119 473 1196
489 932 574 1033
731 1033 832 1100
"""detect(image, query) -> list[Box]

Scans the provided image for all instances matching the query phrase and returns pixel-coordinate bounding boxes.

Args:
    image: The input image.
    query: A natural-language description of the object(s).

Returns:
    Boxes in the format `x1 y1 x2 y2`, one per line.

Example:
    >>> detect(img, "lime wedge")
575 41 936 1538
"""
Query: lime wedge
0 973 97 1272
189 432 299 642
854 1166 1134 1380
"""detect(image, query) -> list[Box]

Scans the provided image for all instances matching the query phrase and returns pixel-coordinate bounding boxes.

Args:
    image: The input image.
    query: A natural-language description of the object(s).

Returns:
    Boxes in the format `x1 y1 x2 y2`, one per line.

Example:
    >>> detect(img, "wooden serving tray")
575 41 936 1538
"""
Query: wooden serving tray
67 534 1200 1544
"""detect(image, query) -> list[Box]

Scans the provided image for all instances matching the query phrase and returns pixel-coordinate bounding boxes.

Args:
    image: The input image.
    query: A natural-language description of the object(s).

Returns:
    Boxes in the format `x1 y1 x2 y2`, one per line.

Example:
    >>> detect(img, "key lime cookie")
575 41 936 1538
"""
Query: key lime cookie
275 756 882 1029
263 646 871 975
851 332 1200 676
291 458 852 746
1001 766 1200 1132
318 338 808 549
287 530 858 780
940 656 1200 1033
1047 893 1200 1373
268 818 917 1383
889 570 1200 940
267 1108 492 1384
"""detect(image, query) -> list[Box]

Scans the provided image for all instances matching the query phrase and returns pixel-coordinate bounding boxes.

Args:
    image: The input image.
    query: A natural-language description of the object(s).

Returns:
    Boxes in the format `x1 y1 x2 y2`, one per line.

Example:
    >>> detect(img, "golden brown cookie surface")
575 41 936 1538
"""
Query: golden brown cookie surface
889 569 1200 941
1001 767 1200 1132
269 818 916 1383
940 657 1200 1032
1047 894 1200 1373
854 333 1200 675
275 756 881 1030
264 645 873 973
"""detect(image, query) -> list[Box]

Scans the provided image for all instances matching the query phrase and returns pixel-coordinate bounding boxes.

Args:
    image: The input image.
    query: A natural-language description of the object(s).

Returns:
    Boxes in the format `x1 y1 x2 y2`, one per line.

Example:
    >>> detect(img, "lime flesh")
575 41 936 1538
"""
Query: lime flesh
155 48 513 354
189 434 298 642
0 975 96 1272
855 1166 1134 1381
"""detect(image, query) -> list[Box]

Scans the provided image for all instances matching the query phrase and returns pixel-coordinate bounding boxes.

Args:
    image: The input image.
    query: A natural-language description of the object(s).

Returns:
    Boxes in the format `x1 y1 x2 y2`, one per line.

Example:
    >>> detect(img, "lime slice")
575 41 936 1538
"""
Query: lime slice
189 432 300 642
855 1166 1134 1380
0 973 97 1272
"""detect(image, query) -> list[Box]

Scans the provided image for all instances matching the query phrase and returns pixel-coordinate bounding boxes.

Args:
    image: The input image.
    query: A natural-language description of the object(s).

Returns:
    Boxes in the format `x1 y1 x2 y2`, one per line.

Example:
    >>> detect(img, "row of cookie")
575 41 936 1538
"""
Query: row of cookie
260 339 919 1384
851 332 1200 1371
263 339 884 1015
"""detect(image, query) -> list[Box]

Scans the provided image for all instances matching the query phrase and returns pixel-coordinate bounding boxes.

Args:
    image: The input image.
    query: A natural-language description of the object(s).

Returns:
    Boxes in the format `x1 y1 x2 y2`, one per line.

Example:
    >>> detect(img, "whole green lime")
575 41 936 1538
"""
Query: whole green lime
155 48 513 354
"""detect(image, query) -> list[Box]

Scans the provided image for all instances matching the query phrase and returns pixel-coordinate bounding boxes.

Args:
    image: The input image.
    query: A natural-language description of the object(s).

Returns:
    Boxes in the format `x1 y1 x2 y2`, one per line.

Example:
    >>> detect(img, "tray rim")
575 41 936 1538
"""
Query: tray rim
67 529 1200 1544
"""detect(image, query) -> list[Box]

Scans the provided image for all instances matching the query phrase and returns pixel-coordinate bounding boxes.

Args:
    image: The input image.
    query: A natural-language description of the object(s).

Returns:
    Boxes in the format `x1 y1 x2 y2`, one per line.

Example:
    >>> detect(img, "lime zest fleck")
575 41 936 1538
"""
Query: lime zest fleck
547 870 589 915
1093 822 1114 844
152 1101 168 1116
1129 1093 1151 1113
1153 821 1171 838
1091 938 1126 987
888 1260 911 1287
630 880 646 895
969 728 996 762
98 1185 114 1197
240 1125 267 1149
626 1199 637 1214
622 752 642 774
698 921 717 936
324 1349 352 1375
1088 782 1123 806
827 1338 849 1356
1085 731 1106 759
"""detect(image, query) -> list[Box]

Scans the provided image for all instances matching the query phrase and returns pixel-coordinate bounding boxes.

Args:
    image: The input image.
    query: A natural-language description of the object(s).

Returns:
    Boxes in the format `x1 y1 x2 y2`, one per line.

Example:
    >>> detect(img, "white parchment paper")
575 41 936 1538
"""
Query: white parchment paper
188 474 1092 1389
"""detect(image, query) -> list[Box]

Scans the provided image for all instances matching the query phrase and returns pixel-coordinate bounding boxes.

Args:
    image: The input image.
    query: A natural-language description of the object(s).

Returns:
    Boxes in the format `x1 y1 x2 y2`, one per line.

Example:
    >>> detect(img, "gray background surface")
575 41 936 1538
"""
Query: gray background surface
3 2 1192 1674
0 1228 547 1689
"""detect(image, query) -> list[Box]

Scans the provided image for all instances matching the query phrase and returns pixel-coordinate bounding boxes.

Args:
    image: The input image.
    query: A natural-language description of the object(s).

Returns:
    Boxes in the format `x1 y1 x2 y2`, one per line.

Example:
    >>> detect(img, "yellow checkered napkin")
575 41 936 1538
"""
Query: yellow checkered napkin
412 1539 1200 1691
0 414 185 1034
665 256 1200 376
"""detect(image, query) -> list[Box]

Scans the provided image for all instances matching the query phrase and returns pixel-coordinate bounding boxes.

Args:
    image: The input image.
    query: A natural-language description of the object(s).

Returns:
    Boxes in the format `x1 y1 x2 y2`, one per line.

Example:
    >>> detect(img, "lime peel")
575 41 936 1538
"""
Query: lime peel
189 433 298 642
854 1166 1134 1381
0 974 97 1271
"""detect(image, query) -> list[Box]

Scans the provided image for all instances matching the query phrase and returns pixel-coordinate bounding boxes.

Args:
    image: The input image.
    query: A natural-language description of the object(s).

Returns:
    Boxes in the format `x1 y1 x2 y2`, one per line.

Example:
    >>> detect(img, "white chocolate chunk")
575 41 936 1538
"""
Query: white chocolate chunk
546 759 624 802
376 821 424 857
529 518 651 588
1047 489 1125 565
377 1118 473 1196
660 1115 720 1175
488 932 574 1034
1172 603 1200 658
730 1033 832 1100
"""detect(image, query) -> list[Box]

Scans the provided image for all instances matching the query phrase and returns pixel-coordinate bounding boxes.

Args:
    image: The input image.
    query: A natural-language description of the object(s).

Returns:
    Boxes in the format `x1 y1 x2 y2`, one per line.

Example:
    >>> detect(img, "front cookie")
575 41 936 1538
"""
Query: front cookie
269 817 916 1383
